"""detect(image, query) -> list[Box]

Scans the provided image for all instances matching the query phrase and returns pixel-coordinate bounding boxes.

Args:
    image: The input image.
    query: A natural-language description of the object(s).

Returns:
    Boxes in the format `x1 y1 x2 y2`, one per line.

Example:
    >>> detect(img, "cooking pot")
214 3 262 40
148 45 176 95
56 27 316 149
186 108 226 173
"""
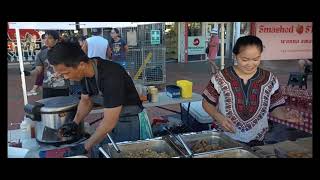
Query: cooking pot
24 96 84 145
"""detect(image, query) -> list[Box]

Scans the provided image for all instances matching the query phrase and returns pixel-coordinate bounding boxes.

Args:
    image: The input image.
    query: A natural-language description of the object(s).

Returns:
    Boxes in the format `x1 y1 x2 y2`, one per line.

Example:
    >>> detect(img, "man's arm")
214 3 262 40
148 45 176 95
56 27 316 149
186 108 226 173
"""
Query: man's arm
84 105 122 151
29 66 43 76
73 94 94 125
107 46 112 60
81 40 88 55
124 44 128 53
28 51 44 76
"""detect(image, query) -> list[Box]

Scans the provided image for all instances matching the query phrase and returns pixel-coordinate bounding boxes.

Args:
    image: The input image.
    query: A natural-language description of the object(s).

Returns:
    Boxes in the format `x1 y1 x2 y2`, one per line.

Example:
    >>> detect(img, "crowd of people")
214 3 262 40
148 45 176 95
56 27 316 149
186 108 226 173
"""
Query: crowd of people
24 28 129 97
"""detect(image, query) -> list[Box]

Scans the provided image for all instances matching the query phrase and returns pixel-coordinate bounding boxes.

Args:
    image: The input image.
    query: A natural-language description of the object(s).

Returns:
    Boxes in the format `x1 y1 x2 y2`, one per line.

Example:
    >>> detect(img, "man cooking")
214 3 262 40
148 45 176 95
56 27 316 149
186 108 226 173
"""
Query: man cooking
47 41 143 157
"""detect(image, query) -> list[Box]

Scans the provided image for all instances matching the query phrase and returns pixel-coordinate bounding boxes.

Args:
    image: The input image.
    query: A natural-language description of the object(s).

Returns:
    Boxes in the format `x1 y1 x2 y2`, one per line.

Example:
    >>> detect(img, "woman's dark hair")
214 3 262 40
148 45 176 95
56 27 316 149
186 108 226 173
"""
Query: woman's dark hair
233 35 263 55
110 28 121 44
112 28 120 34
112 28 121 38
47 41 88 68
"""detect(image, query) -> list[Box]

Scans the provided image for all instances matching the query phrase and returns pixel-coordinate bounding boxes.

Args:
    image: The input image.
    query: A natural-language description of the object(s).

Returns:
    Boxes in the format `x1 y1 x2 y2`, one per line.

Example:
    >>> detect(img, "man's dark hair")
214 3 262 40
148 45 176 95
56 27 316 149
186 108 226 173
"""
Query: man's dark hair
92 28 102 36
47 41 88 67
45 30 60 40
233 35 263 55
41 34 46 40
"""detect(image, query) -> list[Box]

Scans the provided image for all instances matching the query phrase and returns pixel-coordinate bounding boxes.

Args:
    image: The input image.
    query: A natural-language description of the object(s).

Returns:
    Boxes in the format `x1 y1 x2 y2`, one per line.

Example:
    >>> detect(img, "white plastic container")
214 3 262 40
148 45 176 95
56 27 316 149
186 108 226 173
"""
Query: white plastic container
19 116 32 140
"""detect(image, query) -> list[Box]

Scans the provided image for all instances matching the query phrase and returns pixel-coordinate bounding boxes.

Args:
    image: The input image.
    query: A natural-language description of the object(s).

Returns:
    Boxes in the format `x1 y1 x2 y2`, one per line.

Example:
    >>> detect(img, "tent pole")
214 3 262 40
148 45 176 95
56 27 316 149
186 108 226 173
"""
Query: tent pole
15 28 28 106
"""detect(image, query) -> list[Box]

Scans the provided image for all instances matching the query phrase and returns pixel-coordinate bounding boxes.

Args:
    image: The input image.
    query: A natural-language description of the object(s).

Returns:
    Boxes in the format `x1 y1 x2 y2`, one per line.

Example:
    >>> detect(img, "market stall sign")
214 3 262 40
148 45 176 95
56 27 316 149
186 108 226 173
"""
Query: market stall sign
188 36 205 55
7 29 41 41
255 22 312 60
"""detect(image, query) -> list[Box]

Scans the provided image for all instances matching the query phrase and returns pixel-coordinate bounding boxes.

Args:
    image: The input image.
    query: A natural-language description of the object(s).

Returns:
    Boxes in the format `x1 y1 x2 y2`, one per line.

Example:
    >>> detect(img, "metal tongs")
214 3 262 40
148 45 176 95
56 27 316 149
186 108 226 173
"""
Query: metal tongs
99 147 111 158
107 133 120 153
163 126 193 158
98 133 120 158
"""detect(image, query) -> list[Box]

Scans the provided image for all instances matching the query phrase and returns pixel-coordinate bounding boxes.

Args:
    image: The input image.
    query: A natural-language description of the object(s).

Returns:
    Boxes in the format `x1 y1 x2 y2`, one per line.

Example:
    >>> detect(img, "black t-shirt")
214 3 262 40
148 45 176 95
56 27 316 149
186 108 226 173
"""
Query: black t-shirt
81 59 142 108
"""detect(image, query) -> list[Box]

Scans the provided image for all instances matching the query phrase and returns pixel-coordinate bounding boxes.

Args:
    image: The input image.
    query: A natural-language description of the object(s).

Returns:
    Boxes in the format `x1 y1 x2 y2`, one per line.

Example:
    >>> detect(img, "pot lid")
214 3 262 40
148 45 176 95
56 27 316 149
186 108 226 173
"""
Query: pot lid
36 96 79 113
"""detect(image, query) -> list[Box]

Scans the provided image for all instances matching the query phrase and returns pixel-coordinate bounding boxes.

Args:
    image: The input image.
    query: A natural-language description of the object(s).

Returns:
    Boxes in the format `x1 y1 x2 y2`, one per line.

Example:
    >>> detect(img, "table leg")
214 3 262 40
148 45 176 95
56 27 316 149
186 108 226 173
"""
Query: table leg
155 106 181 114
178 102 194 132
187 102 191 123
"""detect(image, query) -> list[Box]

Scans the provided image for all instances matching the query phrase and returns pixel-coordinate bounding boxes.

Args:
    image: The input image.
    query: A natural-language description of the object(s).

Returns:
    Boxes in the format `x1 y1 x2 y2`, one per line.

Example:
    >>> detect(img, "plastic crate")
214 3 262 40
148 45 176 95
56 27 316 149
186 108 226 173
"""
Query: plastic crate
181 101 213 132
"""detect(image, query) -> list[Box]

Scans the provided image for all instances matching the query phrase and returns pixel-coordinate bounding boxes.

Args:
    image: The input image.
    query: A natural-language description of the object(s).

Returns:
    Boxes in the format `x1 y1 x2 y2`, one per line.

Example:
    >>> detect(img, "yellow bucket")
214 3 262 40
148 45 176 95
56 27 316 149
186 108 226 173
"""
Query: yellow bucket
176 80 193 98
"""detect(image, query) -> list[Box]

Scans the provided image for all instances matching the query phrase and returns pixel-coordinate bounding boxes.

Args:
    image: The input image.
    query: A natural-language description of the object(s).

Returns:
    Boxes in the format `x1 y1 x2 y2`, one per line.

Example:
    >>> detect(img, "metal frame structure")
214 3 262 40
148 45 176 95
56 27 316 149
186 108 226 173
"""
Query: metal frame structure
122 23 166 85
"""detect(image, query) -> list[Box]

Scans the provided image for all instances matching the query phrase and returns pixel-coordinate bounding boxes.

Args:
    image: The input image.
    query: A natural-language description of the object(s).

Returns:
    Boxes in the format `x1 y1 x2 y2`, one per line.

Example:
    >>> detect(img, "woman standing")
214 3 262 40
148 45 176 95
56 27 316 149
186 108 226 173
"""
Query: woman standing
207 28 220 74
202 35 304 147
108 28 128 69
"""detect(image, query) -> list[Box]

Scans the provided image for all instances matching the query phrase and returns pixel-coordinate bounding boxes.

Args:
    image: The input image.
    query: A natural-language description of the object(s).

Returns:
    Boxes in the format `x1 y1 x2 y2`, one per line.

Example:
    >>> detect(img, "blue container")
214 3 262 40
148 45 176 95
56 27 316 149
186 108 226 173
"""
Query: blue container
166 85 181 98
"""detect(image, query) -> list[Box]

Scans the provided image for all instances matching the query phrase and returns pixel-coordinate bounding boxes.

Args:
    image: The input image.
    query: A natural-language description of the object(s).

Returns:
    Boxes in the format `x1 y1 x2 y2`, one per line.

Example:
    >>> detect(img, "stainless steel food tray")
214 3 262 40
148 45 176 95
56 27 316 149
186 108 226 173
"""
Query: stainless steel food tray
103 137 181 158
168 130 243 154
193 148 258 158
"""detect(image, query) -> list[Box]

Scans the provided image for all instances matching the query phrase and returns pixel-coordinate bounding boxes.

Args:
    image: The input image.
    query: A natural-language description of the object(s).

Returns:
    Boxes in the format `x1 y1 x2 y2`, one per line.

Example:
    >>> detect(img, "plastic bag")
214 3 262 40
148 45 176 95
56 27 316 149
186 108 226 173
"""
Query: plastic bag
139 109 153 140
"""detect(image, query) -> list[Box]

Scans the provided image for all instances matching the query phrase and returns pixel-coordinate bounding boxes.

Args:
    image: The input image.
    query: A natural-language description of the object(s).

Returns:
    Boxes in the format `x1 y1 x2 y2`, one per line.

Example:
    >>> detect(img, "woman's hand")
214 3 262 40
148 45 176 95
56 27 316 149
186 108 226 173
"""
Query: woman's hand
216 116 236 133
202 99 236 133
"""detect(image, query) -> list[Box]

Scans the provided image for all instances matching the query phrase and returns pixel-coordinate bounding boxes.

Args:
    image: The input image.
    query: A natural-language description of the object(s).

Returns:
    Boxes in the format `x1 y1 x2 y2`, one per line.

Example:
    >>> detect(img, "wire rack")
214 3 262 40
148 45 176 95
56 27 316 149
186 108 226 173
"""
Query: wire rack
126 47 166 85
121 23 166 85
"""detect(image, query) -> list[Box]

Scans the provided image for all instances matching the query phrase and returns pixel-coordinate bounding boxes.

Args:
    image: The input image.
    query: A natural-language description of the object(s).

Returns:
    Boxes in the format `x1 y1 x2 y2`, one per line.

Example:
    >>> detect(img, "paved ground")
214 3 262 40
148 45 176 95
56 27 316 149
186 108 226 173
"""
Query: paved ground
8 59 313 137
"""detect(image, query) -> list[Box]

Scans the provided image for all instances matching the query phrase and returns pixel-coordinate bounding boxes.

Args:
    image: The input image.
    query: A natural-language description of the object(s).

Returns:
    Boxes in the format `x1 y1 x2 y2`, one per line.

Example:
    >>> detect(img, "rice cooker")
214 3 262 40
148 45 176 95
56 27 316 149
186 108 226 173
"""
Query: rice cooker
24 96 85 145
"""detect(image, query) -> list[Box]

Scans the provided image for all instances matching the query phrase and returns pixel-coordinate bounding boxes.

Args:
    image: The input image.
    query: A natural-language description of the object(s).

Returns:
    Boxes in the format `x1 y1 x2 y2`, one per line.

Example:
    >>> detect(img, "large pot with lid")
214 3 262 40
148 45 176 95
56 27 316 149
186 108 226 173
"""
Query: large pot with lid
24 96 84 145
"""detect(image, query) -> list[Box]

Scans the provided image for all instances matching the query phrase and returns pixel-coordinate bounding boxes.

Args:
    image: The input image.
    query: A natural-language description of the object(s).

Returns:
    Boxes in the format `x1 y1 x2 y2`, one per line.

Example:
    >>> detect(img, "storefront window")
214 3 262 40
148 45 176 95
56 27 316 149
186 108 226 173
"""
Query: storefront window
207 23 214 36
240 22 250 36
165 22 178 60
187 22 205 61
188 22 202 36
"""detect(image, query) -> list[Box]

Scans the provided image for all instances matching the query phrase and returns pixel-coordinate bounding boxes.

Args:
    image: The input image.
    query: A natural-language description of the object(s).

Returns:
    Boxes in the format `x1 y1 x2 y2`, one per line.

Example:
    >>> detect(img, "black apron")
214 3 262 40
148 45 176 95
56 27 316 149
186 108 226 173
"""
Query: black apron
85 59 143 143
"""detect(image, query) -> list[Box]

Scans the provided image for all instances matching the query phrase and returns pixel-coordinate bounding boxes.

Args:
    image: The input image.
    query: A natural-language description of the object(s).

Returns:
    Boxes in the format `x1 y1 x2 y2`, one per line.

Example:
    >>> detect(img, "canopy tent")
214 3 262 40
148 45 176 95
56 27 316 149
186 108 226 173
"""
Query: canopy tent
8 22 163 106
79 22 162 29
8 22 163 107
8 21 164 131
79 22 137 29
9 22 76 30
8 22 76 106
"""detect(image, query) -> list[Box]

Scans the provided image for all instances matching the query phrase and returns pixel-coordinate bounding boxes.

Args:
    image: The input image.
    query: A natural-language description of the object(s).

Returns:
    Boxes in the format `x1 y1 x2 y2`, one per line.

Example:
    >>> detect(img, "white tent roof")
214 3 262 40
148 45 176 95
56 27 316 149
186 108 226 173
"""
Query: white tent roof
8 22 76 30
79 22 163 29
8 22 163 30
79 22 137 28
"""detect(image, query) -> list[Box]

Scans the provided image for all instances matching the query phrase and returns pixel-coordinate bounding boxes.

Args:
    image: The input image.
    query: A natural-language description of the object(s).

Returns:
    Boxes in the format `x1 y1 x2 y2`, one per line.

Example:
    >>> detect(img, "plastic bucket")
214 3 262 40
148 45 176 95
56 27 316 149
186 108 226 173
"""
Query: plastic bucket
176 80 193 98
